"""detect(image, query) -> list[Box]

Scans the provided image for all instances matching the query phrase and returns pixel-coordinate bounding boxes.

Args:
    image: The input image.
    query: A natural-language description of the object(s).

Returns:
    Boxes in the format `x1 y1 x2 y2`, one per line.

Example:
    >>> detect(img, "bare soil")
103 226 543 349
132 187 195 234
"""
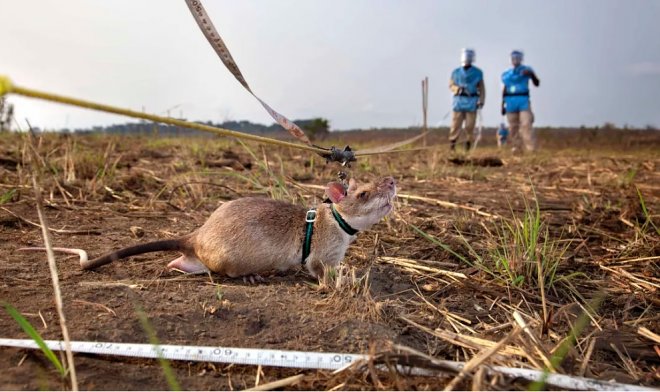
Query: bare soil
0 130 658 390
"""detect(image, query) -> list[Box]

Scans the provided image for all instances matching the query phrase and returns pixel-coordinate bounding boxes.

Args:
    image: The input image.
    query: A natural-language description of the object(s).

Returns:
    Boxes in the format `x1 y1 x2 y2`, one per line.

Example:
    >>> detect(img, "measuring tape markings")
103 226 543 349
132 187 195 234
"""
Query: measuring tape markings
0 338 363 370
1 338 654 391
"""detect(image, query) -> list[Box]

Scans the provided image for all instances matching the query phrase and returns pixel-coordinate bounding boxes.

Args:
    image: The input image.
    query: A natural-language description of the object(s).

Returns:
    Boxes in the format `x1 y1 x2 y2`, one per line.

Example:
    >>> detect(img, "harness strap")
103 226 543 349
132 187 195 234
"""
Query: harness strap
331 205 359 236
454 91 480 97
301 206 358 265
504 91 530 97
301 208 316 265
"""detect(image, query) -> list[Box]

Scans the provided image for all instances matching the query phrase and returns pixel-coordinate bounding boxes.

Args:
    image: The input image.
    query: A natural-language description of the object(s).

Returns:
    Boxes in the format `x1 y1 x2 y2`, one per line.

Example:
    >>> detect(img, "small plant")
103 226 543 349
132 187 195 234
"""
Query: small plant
480 193 572 294
2 302 66 377
316 265 337 291
215 285 224 301
636 186 659 235
412 192 573 293
0 188 16 204
617 165 639 188
135 306 181 391
530 291 607 391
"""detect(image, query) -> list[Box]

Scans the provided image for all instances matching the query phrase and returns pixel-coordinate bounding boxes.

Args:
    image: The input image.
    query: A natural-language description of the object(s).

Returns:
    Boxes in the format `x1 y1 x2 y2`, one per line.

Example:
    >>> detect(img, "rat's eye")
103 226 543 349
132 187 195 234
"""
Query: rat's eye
357 191 369 199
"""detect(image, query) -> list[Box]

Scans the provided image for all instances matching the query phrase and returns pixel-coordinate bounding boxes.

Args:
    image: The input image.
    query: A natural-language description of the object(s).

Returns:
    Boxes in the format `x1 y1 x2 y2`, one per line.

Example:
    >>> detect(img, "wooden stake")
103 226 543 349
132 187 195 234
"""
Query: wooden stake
422 77 429 147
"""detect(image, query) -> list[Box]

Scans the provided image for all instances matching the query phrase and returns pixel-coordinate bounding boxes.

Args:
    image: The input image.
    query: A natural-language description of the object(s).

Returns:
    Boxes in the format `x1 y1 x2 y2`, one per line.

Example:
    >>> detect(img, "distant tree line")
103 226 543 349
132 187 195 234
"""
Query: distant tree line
56 117 331 141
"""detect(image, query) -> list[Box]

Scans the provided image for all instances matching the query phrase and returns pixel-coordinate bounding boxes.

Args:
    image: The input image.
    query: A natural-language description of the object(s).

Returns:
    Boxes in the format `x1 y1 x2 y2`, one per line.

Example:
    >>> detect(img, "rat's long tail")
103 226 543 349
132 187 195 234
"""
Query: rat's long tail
19 236 192 270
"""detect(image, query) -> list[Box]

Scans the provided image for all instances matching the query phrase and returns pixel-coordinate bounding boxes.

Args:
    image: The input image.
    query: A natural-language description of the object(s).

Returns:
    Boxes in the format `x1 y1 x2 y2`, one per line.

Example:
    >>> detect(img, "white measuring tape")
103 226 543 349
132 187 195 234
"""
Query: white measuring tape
0 338 362 370
0 338 653 391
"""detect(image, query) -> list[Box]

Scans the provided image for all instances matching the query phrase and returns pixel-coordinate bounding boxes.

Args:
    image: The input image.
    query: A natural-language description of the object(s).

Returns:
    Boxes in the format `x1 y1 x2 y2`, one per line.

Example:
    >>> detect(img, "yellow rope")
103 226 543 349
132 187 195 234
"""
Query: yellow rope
0 75 328 155
0 75 11 97
1 75 428 159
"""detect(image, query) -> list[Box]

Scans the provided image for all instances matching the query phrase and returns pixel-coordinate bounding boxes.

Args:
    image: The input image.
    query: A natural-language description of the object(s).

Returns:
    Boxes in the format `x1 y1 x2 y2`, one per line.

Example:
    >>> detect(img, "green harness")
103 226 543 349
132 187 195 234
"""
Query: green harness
301 205 359 265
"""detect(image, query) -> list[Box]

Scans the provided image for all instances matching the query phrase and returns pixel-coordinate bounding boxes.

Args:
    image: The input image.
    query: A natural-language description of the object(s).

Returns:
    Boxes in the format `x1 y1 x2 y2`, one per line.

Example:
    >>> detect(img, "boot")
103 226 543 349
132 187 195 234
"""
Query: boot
450 140 456 152
465 141 471 151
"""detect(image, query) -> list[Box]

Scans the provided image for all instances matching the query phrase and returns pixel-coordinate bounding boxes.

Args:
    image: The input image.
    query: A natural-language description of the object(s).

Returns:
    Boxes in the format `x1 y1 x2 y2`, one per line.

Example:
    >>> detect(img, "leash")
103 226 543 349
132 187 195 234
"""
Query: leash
184 0 312 147
0 75 423 165
0 76 327 155
0 0 429 165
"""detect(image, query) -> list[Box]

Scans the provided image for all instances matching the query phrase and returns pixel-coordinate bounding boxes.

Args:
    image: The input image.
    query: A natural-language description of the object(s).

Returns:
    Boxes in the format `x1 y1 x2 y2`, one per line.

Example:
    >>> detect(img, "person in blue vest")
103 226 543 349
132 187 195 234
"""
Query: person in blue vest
501 50 540 152
497 122 509 147
449 48 485 152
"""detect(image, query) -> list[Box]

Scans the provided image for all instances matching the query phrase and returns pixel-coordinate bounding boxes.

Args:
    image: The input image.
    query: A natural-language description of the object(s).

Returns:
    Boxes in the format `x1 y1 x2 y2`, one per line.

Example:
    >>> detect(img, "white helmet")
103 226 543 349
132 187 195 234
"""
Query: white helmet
461 48 476 66
511 50 524 65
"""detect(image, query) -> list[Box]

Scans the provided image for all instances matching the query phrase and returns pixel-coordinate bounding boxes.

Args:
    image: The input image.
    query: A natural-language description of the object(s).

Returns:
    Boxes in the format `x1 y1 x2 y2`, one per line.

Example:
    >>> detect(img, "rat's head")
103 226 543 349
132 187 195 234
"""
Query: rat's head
326 176 396 231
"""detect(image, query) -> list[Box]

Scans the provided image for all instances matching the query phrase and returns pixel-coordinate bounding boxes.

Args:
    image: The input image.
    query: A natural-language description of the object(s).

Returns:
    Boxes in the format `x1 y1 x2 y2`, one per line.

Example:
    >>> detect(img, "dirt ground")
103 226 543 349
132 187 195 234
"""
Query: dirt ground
0 129 658 390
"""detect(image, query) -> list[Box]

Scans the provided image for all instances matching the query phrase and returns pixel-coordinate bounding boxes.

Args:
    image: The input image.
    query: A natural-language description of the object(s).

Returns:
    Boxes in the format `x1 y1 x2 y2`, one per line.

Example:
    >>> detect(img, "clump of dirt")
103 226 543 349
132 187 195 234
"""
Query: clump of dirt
448 156 504 167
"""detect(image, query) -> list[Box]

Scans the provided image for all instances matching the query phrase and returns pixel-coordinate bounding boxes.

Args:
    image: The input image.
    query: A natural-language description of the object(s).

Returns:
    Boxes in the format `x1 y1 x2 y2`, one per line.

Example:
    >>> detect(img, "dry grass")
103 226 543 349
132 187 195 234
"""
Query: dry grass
0 129 658 390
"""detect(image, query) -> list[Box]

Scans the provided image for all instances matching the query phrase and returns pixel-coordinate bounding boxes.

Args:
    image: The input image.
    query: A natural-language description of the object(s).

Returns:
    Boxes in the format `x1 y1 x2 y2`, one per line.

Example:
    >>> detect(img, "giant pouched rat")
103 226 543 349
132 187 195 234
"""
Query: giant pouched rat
22 176 396 278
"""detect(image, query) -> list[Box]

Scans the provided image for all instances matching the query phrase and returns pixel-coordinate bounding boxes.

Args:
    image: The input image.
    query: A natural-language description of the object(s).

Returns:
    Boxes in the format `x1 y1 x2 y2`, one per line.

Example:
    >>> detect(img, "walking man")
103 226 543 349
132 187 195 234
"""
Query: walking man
501 50 540 152
497 122 509 147
449 48 485 152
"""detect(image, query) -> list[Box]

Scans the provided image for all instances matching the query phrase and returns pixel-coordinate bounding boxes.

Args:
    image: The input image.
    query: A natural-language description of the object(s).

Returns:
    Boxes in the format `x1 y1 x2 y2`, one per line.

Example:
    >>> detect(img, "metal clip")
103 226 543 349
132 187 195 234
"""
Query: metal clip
337 171 349 193
316 145 356 167
305 208 317 223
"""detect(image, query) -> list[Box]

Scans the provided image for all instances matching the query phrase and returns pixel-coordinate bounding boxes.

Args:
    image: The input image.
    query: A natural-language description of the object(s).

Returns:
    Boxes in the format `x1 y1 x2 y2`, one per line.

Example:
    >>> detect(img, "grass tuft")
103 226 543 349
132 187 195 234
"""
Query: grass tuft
3 302 66 377
135 306 181 391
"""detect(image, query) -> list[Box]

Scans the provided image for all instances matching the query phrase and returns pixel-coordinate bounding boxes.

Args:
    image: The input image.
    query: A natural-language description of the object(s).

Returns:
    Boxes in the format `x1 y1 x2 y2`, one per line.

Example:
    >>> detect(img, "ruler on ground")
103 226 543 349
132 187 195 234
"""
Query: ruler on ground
0 338 364 370
0 338 654 391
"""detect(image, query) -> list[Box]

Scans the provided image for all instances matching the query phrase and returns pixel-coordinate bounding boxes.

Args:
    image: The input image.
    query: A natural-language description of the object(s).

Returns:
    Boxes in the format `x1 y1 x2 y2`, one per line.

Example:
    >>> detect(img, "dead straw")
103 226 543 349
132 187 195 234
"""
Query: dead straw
399 315 527 358
443 326 522 391
636 327 660 344
243 374 304 391
397 193 499 219
28 158 79 390
512 311 557 372
378 256 467 281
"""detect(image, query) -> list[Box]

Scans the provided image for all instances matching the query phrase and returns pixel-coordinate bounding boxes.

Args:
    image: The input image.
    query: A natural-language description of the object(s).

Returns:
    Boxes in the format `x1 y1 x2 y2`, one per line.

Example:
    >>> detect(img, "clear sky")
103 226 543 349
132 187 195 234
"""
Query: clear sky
2 0 659 131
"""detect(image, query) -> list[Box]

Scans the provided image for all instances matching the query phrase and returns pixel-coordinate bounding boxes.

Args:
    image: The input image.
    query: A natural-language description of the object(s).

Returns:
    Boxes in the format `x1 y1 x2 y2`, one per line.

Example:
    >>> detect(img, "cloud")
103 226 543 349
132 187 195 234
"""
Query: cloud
627 62 660 76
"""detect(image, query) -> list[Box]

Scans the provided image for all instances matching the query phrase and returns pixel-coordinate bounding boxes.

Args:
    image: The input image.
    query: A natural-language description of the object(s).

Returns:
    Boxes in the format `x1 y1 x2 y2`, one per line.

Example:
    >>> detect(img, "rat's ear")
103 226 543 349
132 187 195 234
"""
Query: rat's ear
326 182 347 204
347 178 358 193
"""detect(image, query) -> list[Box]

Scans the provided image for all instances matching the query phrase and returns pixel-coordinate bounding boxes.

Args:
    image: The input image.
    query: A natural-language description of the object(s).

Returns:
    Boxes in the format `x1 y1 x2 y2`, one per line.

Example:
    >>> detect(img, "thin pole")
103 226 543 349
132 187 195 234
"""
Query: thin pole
422 77 429 147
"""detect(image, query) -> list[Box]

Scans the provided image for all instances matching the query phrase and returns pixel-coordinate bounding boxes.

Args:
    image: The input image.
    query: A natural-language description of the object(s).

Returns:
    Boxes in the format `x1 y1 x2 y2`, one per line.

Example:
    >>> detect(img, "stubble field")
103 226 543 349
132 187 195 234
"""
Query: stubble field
0 128 658 390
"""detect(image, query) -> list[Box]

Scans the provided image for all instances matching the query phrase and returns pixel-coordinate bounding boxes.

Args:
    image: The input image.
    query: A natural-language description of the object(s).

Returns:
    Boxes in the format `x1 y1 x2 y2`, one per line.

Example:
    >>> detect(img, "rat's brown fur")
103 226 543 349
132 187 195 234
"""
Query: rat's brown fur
80 176 396 278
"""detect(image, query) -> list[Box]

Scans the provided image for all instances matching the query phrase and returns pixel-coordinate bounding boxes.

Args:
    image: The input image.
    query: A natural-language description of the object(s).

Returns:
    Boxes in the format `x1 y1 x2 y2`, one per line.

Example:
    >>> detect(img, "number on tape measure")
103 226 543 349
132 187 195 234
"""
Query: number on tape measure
0 338 366 370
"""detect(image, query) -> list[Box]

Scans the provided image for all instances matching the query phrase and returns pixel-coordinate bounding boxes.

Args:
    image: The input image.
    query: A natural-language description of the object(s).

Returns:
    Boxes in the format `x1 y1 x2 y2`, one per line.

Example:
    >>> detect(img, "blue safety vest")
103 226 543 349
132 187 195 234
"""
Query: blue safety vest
502 65 534 113
451 66 483 112
497 125 509 140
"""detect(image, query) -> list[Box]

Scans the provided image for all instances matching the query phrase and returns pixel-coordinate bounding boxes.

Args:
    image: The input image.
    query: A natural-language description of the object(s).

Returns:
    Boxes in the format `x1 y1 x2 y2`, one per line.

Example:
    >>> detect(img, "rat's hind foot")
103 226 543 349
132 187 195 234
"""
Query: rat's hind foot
242 274 266 284
167 255 209 274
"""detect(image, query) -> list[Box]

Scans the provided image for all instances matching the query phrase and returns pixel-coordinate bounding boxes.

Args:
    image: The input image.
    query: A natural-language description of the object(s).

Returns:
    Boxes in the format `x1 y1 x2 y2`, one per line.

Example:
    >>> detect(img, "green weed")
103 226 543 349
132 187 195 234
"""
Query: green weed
2 302 66 377
618 165 639 188
530 291 606 391
135 306 181 391
0 188 16 204
636 186 659 235
412 192 573 293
